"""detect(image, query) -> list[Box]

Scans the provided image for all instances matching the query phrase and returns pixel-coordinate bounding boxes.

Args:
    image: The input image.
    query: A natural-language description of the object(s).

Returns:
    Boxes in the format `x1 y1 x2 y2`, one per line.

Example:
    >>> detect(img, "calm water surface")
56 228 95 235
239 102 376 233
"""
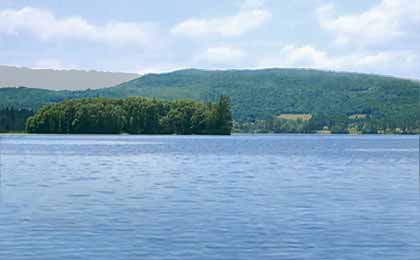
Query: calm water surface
0 135 419 260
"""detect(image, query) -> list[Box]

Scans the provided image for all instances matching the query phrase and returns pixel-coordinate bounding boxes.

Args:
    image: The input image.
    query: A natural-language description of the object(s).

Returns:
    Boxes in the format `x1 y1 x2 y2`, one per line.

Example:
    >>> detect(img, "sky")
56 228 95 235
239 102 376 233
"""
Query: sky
0 0 419 79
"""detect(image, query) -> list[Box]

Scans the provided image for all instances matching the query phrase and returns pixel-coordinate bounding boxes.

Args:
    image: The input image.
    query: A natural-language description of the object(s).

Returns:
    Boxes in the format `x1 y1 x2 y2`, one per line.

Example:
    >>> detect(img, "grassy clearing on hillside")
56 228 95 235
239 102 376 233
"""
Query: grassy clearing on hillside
277 114 313 121
349 114 368 119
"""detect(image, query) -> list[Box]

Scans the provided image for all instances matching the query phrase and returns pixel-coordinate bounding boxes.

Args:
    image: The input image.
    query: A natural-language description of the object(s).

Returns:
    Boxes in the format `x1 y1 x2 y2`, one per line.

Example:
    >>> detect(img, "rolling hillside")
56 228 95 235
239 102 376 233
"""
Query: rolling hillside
1 69 419 124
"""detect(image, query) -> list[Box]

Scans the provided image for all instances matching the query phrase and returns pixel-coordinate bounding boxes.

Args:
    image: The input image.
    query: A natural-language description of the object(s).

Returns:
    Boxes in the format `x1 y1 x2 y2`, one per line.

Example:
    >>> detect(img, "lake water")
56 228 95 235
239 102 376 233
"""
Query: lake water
0 134 419 260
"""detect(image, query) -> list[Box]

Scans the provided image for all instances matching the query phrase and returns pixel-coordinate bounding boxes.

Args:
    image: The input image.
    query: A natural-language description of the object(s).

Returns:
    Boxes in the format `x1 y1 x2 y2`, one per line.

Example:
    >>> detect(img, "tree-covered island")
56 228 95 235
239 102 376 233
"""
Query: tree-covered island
26 96 233 135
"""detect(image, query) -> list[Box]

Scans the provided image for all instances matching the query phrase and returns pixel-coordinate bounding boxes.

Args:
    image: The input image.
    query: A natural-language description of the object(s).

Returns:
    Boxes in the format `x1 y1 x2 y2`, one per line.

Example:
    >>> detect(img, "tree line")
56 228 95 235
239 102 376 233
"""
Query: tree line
26 96 233 135
234 112 420 134
0 107 34 132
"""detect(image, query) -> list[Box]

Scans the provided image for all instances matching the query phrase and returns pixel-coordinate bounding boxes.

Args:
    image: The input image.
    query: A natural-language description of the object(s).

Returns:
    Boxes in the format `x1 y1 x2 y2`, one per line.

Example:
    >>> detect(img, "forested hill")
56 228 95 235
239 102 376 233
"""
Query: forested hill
102 69 420 121
1 69 419 123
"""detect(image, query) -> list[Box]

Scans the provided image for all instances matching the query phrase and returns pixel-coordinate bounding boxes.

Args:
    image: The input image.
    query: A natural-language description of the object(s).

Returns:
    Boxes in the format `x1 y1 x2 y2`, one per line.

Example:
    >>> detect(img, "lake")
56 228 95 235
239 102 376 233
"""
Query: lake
0 134 419 259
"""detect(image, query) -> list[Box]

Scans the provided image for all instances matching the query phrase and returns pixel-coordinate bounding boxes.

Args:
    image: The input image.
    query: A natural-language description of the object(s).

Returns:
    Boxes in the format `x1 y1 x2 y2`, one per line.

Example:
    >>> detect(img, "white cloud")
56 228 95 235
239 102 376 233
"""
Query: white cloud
171 2 271 38
336 51 419 78
317 0 420 48
240 0 266 9
196 47 246 64
259 44 420 79
33 58 79 70
0 7 159 47
260 45 332 68
136 64 187 75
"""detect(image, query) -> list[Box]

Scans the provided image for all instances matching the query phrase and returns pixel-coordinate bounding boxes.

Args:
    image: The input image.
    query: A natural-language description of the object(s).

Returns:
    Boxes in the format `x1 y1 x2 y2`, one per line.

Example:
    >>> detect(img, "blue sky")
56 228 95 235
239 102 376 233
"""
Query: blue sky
0 0 419 79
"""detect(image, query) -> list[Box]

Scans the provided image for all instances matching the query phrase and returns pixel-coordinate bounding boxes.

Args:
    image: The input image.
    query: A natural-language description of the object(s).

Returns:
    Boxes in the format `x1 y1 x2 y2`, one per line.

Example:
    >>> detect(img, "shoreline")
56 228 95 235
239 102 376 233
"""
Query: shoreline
1 132 419 136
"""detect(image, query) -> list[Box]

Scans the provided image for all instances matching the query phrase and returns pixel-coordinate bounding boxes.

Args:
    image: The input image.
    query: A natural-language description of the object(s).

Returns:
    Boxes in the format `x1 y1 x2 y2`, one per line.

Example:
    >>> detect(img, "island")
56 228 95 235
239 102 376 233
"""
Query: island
25 96 233 135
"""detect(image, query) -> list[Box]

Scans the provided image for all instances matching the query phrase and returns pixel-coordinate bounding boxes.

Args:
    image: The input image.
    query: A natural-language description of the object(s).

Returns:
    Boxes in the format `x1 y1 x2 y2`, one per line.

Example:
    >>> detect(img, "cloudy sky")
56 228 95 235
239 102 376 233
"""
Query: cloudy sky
0 0 419 79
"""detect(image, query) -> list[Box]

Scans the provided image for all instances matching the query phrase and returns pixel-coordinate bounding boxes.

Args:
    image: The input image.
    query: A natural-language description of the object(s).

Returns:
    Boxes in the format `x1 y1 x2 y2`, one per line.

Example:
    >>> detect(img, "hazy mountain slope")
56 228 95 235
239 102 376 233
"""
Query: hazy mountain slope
1 69 419 122
0 65 139 90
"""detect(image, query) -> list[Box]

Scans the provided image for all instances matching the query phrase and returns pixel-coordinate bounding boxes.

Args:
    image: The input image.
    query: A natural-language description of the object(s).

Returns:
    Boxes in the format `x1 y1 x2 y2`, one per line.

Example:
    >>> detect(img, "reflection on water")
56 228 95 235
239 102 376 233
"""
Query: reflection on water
0 134 419 260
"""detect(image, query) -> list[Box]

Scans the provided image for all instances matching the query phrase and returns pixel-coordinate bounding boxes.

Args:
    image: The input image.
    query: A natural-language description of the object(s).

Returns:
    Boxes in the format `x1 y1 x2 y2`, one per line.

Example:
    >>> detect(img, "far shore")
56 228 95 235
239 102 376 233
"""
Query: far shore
1 132 418 136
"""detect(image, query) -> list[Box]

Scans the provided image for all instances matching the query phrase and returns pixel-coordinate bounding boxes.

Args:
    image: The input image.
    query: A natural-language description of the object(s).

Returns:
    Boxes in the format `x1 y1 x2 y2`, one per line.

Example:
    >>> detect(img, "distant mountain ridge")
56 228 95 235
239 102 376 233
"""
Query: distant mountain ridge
0 68 419 124
0 65 139 90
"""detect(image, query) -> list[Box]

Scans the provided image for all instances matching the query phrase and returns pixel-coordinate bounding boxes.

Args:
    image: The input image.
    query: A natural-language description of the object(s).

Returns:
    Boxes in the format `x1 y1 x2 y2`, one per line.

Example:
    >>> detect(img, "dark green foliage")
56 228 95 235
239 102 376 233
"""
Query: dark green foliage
0 87 98 110
0 107 34 132
307 114 350 134
235 111 420 134
203 96 233 135
234 118 313 134
273 119 312 134
26 96 233 135
159 100 204 134
1 69 419 133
